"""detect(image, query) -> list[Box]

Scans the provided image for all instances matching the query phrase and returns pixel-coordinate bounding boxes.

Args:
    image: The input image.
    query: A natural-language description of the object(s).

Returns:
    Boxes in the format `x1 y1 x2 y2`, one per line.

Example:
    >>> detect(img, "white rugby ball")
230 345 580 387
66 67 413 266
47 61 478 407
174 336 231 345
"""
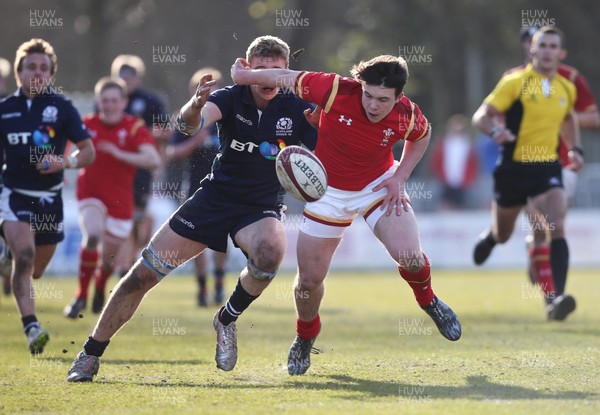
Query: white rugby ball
275 146 328 202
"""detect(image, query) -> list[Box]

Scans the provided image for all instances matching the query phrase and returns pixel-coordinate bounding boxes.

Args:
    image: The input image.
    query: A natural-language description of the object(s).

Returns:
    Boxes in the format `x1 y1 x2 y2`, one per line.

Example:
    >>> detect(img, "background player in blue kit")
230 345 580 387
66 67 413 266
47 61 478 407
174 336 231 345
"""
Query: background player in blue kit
67 35 317 382
0 38 95 354
166 68 229 307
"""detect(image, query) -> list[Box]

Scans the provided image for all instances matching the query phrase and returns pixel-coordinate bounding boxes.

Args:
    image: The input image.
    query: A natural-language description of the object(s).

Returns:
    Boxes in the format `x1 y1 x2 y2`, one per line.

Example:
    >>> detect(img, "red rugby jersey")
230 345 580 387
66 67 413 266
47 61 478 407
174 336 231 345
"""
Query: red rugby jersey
77 114 154 219
295 71 430 191
556 64 597 164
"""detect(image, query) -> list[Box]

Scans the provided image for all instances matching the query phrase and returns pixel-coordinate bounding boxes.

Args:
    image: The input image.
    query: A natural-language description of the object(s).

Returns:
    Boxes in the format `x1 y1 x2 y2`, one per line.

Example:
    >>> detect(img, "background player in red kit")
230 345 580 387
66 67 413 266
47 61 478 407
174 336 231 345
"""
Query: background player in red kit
231 54 462 375
110 55 169 278
64 77 160 318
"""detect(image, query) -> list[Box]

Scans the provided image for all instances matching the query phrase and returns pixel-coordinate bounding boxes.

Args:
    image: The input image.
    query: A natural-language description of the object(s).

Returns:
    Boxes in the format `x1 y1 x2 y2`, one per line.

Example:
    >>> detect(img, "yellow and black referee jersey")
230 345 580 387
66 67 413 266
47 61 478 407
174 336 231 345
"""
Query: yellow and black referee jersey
485 63 576 166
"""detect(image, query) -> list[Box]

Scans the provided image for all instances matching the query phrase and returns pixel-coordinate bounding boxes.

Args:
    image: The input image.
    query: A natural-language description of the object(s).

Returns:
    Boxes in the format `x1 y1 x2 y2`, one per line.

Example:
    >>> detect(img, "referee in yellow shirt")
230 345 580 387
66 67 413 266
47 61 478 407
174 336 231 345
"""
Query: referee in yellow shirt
472 26 584 321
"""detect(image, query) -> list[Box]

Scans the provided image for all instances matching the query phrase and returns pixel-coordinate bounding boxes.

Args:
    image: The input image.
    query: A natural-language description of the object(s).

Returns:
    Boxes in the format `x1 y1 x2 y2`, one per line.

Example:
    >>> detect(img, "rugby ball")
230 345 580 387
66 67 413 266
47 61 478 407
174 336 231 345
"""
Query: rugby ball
275 146 328 202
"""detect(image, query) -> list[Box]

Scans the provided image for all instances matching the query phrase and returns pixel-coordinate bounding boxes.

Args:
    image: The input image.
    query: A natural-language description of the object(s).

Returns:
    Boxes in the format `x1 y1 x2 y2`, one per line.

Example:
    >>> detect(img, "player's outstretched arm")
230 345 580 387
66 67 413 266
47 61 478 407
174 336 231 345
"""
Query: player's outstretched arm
97 142 161 169
230 58 301 91
178 73 221 136
472 103 515 144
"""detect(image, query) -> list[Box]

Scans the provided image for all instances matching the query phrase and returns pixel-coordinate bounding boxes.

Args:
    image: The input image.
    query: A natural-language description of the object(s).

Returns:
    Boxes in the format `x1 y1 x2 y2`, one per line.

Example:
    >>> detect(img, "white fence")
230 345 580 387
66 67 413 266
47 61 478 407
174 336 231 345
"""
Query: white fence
46 196 600 275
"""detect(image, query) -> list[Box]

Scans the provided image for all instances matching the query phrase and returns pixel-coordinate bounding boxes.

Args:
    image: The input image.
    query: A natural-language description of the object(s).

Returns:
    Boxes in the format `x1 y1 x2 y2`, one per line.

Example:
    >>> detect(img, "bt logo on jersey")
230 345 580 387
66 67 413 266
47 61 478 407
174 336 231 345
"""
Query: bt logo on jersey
230 138 286 160
7 132 31 145
259 139 286 160
33 126 56 148
8 127 55 147
230 139 259 153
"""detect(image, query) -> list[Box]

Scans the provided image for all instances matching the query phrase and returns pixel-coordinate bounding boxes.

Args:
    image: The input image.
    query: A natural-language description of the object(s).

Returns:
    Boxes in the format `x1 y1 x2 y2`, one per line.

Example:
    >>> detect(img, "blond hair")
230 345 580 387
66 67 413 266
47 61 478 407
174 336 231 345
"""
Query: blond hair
246 35 290 67
0 57 10 78
111 54 146 78
189 67 222 94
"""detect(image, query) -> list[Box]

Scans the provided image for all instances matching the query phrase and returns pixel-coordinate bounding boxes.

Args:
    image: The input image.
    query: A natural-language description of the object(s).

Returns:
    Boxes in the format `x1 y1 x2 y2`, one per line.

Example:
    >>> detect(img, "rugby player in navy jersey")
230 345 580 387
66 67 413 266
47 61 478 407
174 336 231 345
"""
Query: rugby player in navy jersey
67 36 317 382
0 38 95 354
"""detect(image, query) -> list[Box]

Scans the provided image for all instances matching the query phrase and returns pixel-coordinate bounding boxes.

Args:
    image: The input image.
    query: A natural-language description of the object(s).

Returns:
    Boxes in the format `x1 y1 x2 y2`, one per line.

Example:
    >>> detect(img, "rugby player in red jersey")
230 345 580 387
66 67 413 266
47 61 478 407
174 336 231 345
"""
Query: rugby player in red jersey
110 55 169 280
63 77 160 319
231 54 462 375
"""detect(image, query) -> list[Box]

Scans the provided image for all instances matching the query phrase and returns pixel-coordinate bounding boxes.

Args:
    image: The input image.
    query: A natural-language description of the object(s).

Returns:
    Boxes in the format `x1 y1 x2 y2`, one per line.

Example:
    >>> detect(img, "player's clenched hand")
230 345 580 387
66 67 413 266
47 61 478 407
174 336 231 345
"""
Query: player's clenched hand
230 58 250 84
303 105 321 130
491 127 515 144
566 150 584 172
372 175 412 217
36 154 65 175
191 74 217 110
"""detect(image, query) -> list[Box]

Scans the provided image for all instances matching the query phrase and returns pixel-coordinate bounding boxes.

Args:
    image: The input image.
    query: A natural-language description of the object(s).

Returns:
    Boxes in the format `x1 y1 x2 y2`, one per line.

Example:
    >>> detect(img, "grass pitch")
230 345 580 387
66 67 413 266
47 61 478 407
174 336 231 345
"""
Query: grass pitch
1 269 599 415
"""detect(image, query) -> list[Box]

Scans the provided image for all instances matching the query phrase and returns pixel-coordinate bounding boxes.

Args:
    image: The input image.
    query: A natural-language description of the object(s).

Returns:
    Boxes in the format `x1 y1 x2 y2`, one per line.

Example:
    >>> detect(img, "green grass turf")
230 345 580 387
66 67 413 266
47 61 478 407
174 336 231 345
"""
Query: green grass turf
1 269 599 415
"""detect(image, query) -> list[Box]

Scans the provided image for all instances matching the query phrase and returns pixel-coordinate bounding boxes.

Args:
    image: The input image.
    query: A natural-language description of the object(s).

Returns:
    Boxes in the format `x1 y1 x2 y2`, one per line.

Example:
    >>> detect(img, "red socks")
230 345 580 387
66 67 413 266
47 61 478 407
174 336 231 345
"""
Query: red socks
296 254 433 339
95 266 113 293
296 315 320 340
76 248 98 299
399 254 435 307
530 246 555 299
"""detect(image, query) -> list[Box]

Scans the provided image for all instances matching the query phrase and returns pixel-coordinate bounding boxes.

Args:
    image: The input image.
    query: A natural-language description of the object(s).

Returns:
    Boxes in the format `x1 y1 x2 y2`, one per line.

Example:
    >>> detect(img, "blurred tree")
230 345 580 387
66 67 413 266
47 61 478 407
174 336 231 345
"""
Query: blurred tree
0 0 598 160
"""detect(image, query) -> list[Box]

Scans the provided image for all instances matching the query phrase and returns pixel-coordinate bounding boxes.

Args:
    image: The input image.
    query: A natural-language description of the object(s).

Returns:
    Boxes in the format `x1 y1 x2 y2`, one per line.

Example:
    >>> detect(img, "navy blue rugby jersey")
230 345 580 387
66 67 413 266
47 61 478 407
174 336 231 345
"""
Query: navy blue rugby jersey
0 88 90 191
170 124 219 195
126 87 168 129
205 85 317 206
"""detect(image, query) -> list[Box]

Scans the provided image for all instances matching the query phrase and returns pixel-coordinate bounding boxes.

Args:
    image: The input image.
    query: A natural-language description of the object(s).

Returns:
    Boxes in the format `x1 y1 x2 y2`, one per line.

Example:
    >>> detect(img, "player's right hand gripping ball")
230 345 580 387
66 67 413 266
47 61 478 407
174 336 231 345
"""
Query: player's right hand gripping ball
275 145 328 202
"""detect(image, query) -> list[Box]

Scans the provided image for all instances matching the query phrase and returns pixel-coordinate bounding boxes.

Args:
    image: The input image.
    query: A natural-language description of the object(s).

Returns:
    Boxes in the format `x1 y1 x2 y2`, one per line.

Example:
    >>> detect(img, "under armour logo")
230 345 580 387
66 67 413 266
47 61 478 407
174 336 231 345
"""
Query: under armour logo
339 115 352 126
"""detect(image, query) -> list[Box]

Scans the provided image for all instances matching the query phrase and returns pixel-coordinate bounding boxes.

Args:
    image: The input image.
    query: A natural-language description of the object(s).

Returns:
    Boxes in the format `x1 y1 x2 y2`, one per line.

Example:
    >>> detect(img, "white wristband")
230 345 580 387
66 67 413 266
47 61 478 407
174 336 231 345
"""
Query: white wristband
67 154 78 169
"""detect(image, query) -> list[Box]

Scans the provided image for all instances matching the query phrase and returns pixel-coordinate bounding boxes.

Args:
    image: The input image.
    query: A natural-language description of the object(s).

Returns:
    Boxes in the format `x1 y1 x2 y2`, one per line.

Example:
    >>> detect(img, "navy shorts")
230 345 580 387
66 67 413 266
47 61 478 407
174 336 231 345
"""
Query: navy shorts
494 162 563 207
168 183 284 253
133 168 152 212
0 188 65 245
